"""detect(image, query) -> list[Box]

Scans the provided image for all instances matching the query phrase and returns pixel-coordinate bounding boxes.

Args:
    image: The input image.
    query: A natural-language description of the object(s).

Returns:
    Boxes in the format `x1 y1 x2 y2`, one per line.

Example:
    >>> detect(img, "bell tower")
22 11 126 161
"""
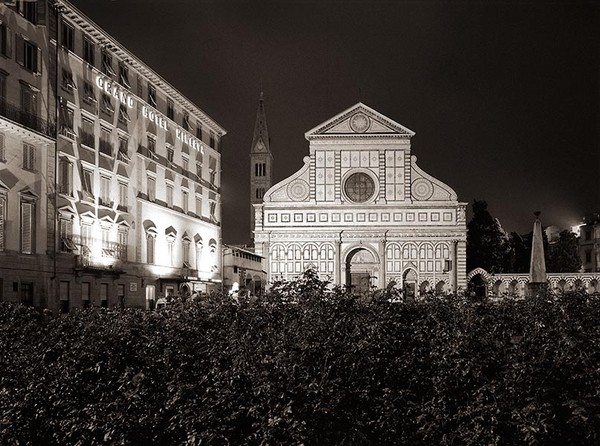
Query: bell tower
250 92 273 244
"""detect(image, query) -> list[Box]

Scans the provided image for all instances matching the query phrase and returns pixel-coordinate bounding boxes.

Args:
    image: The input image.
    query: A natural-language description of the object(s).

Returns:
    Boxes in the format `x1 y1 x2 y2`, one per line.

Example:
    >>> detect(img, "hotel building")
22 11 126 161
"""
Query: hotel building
0 0 226 311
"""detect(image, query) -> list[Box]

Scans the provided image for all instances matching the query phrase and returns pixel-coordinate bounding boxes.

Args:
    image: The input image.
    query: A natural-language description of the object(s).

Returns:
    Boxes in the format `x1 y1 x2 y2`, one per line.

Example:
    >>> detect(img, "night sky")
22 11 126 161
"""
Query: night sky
70 0 599 245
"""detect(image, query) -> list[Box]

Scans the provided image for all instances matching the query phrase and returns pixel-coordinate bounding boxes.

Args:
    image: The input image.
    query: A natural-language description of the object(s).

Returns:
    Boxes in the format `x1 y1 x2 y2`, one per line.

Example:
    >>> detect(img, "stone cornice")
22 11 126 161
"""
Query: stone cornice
55 1 226 137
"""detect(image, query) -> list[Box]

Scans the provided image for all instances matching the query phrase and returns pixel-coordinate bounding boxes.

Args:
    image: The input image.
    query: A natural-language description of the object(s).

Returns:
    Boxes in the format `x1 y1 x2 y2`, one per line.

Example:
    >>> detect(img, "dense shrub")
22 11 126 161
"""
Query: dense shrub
1 274 600 445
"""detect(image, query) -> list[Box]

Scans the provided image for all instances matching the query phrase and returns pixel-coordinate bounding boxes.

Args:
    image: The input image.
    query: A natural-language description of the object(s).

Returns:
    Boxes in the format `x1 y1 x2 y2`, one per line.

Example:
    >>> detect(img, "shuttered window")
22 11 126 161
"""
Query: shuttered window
0 133 5 161
21 200 34 254
0 193 6 251
58 158 73 195
22 143 35 171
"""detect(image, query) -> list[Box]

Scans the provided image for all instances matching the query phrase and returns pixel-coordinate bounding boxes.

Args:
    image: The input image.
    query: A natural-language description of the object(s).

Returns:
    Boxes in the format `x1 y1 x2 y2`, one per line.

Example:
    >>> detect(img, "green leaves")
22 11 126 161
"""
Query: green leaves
1 290 600 444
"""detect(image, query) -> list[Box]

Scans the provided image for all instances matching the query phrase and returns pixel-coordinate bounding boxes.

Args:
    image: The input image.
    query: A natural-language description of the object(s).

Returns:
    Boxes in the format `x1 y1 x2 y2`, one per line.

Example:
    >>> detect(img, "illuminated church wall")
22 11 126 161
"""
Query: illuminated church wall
254 103 467 293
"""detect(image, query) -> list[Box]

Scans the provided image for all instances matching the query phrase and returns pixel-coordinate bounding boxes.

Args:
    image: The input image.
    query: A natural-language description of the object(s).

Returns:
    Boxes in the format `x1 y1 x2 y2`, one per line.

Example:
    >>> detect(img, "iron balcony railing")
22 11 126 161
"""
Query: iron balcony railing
70 235 128 266
0 96 56 138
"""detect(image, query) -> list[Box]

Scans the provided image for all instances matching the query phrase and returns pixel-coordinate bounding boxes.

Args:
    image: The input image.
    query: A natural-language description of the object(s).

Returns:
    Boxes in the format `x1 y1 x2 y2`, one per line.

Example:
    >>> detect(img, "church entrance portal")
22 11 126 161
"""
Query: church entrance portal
346 248 378 293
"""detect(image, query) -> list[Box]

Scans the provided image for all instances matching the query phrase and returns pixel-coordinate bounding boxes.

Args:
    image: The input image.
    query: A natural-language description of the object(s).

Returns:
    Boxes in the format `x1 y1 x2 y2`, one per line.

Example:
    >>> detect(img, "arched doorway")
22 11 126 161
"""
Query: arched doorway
346 248 378 293
403 269 417 298
470 274 487 298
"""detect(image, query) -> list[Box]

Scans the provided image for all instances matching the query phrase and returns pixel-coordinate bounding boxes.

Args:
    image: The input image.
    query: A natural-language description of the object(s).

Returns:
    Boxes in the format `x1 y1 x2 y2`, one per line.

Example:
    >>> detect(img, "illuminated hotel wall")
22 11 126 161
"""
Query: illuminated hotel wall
0 1 226 312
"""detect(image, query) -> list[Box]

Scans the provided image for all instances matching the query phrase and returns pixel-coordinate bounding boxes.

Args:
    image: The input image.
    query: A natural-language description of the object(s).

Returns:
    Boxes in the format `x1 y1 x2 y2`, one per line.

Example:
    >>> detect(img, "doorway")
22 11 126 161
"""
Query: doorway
346 248 378 293
403 269 417 298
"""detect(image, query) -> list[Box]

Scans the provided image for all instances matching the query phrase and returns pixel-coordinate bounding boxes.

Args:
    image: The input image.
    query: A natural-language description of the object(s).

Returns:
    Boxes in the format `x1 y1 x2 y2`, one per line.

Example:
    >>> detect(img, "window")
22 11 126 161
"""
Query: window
147 176 156 201
62 22 74 52
99 127 112 156
209 156 217 185
81 168 94 199
102 50 115 76
196 125 203 140
81 223 92 250
18 1 37 24
0 74 5 103
59 281 70 314
0 22 9 57
118 62 130 88
118 104 130 123
101 94 114 114
82 282 91 308
166 184 173 208
118 136 129 161
256 187 265 199
83 35 95 65
100 176 110 206
167 237 175 267
118 182 128 211
81 117 94 148
0 192 6 251
0 133 5 162
344 172 376 203
61 69 76 92
209 201 217 221
167 99 174 120
59 103 74 138
147 136 156 154
58 158 73 196
20 199 35 254
209 131 215 149
59 218 75 253
117 231 127 260
20 83 37 116
196 162 202 177
255 162 266 177
100 283 108 308
195 194 202 216
167 146 174 163
22 143 35 171
83 82 96 104
16 36 39 73
182 190 188 214
182 156 189 172
148 84 157 107
183 113 191 131
146 234 155 264
183 239 191 267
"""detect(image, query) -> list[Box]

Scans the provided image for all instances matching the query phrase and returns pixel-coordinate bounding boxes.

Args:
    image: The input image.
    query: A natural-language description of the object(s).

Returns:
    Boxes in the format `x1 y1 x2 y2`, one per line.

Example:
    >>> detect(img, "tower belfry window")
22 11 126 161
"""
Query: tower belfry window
255 162 266 177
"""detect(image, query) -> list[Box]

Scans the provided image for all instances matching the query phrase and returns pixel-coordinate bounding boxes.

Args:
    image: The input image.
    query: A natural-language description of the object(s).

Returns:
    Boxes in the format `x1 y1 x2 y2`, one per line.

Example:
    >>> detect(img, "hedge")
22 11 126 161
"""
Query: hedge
1 273 600 445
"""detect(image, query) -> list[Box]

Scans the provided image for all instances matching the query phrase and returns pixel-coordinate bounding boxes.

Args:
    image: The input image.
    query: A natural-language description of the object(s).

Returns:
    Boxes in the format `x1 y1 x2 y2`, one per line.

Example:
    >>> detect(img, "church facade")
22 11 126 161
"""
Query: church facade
253 103 467 294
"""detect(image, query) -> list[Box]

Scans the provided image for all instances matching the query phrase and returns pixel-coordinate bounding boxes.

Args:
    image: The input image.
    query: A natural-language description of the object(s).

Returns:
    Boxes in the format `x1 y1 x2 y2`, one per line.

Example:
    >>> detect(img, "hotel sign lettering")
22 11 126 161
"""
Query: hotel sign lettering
95 76 135 108
95 75 205 153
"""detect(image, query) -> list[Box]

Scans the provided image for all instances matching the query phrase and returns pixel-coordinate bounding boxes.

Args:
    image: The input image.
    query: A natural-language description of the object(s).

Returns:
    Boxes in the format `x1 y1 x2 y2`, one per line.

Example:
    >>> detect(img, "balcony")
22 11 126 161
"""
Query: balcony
0 97 56 138
72 236 127 275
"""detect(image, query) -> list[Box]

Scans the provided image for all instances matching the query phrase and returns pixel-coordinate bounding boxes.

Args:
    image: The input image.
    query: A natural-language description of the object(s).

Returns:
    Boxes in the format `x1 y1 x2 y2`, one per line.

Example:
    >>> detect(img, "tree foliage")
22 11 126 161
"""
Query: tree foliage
1 276 600 445
547 230 582 273
467 200 511 273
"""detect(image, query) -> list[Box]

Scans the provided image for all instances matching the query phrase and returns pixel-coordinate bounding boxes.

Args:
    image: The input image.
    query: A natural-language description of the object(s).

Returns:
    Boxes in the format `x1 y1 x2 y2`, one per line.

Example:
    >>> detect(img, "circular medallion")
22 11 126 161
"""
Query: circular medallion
349 113 371 133
287 179 310 202
344 172 376 203
412 178 434 201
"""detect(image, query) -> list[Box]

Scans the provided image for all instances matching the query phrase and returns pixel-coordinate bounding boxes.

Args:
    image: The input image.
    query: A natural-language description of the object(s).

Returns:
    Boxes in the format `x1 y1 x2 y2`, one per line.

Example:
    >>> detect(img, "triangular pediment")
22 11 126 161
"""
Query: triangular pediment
253 138 267 153
305 102 415 140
